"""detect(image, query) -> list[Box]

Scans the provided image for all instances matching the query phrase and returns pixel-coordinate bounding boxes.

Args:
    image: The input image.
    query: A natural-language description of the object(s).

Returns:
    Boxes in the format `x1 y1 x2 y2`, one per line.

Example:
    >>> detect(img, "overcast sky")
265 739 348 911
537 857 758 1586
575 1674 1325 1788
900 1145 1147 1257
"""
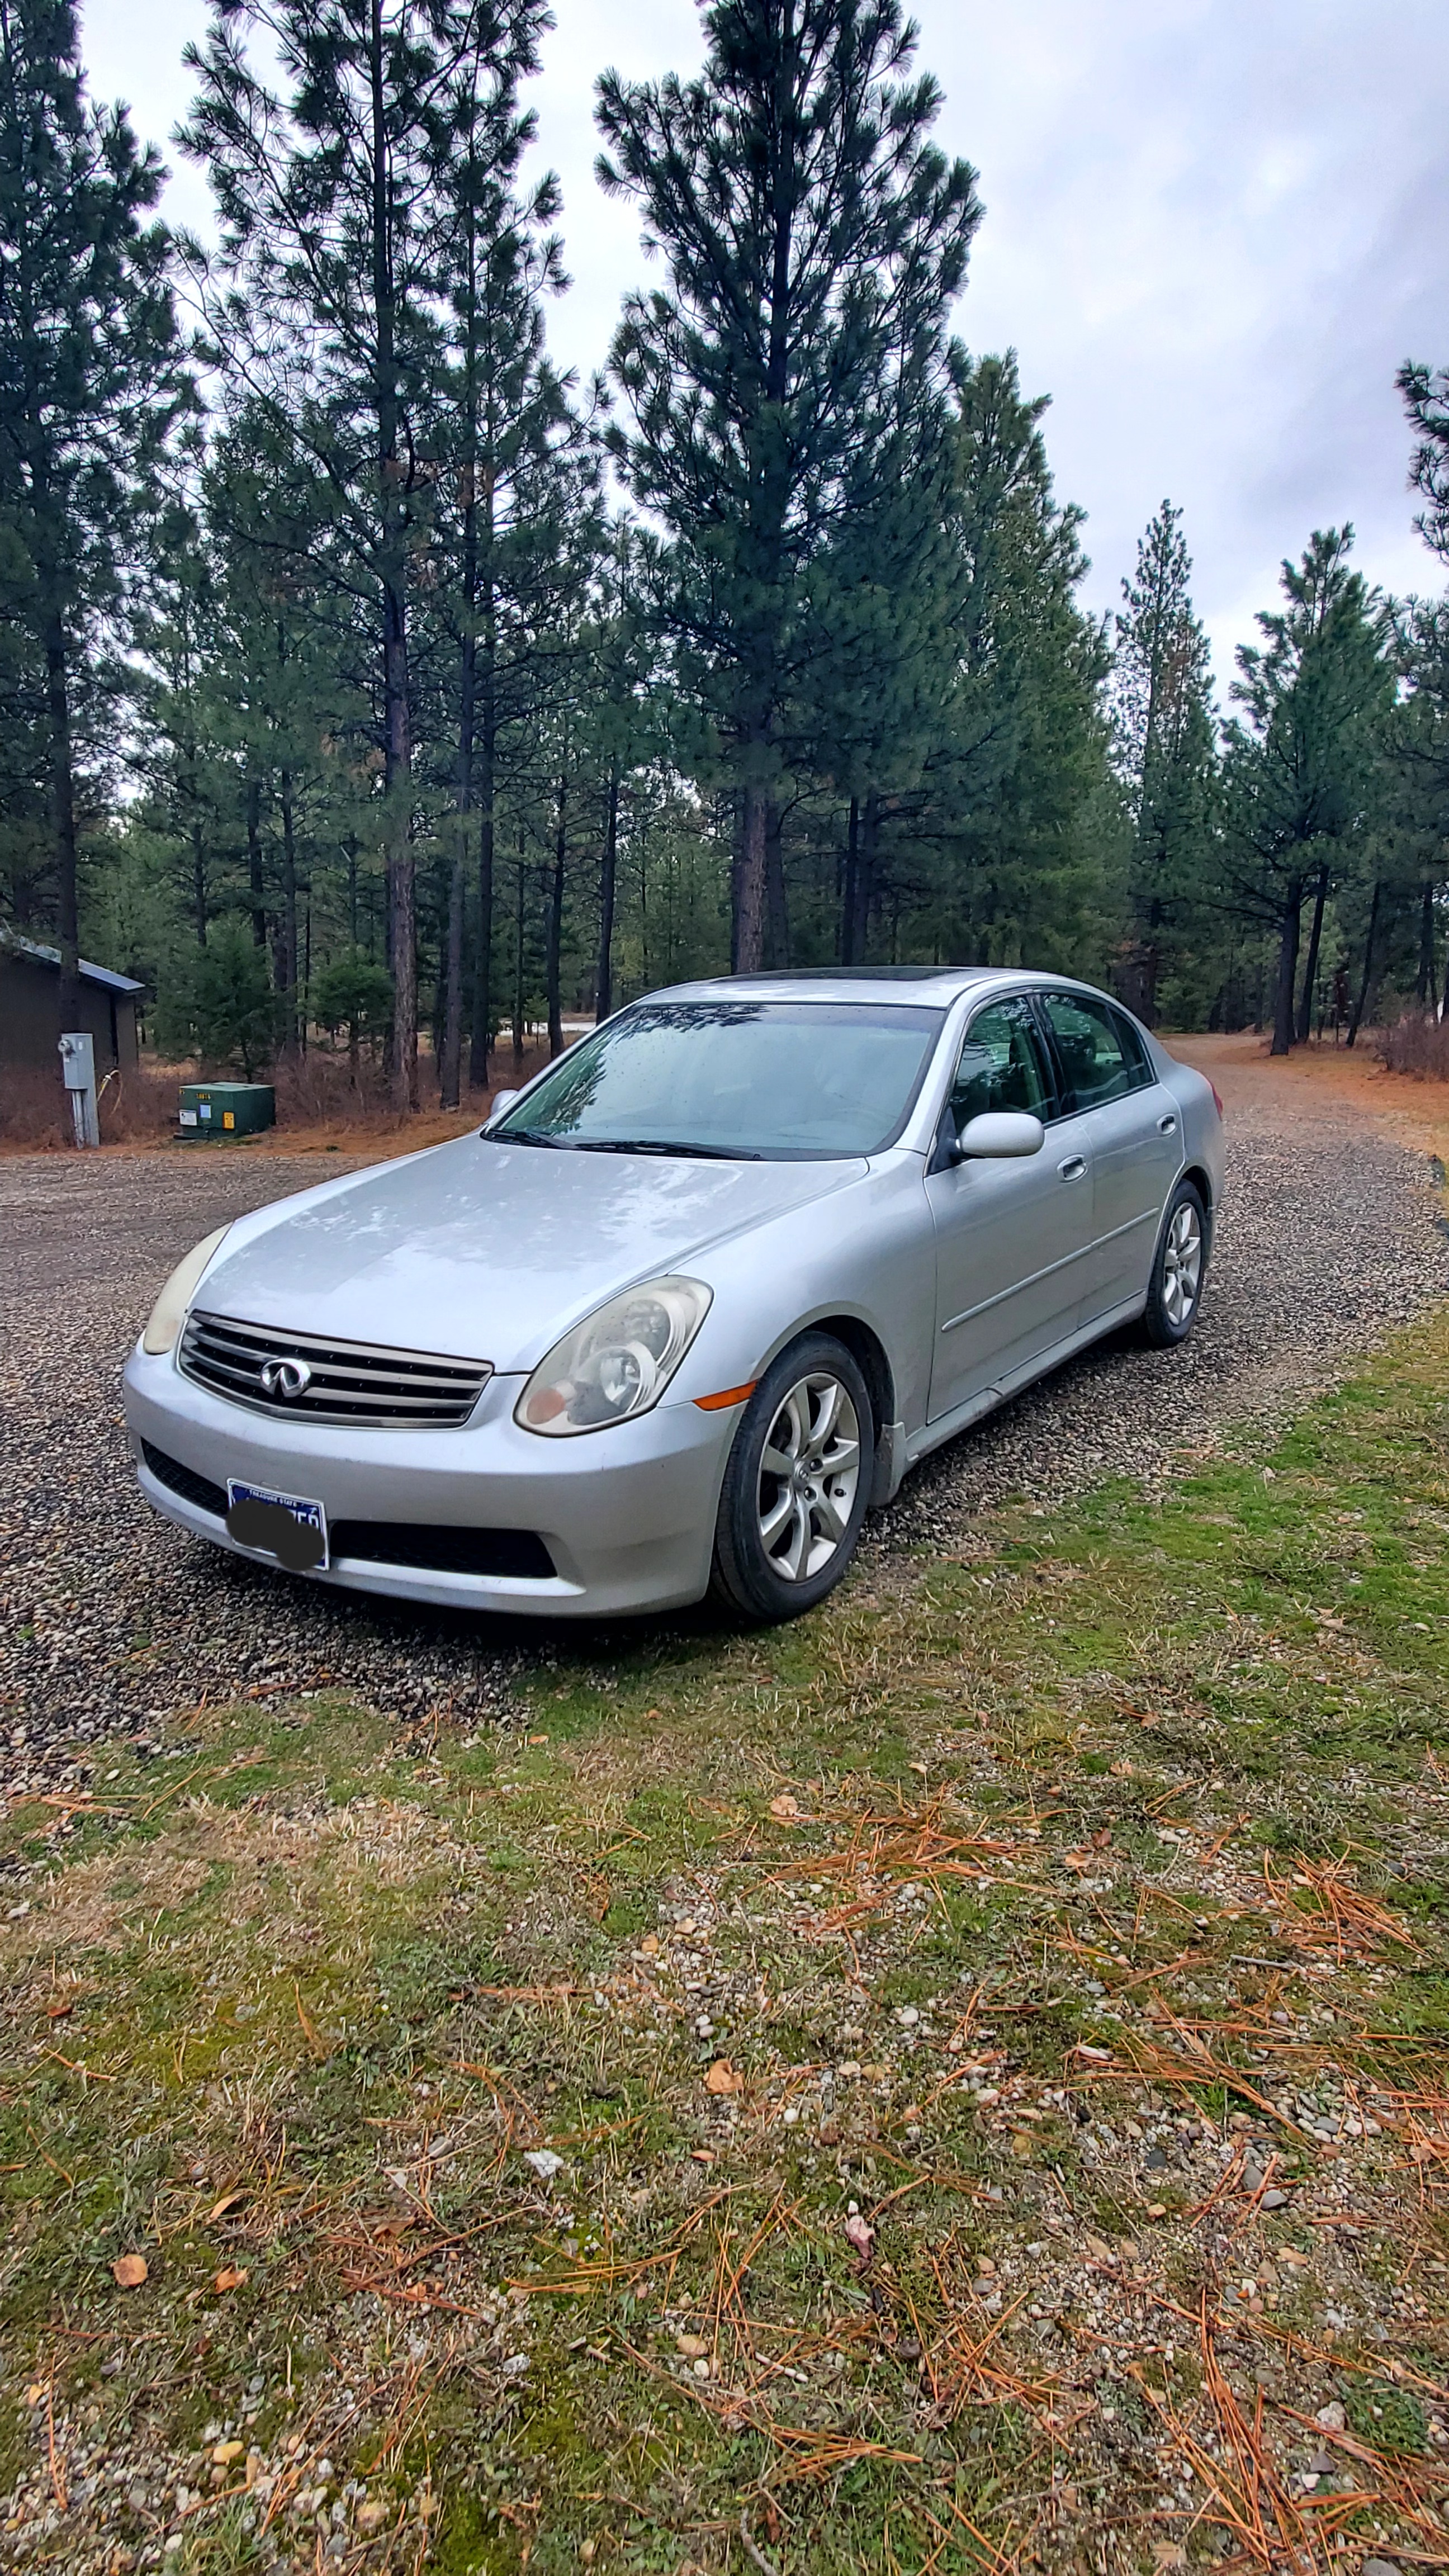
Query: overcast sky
80 0 1449 690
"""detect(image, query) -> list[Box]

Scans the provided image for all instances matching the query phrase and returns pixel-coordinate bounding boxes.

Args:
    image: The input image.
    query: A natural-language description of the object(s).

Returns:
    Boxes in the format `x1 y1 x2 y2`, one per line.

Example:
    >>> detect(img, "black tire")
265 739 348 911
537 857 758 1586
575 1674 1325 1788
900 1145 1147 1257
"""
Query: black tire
1141 1178 1208 1348
709 1332 874 1625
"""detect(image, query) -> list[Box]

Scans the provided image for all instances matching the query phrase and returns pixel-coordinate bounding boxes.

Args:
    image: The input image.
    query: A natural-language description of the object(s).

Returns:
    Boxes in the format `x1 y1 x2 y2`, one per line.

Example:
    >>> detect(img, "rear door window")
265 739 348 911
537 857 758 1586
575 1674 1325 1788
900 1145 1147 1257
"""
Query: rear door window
1038 991 1152 1114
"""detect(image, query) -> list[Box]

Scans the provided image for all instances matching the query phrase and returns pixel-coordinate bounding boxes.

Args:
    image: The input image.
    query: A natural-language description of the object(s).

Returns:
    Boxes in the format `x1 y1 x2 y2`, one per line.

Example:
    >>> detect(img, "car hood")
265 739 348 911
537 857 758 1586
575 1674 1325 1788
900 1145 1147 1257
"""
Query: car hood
193 1134 866 1371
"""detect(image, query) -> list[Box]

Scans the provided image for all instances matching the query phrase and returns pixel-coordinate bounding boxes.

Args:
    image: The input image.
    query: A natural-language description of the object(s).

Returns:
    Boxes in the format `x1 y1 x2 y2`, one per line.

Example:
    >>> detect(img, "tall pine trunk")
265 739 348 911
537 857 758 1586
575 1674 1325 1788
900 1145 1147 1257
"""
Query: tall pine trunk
245 772 267 946
23 284 82 1031
547 756 567 1058
512 830 527 1063
44 606 83 1031
1295 864 1328 1044
442 214 484 1112
737 777 769 971
470 709 495 1086
441 852 466 1108
596 761 620 1021
765 799 788 967
845 790 880 967
840 797 859 964
1416 880 1436 1011
277 766 300 1055
440 487 477 1111
1346 880 1381 1049
183 714 208 948
467 520 497 1090
1270 877 1302 1057
371 0 416 1111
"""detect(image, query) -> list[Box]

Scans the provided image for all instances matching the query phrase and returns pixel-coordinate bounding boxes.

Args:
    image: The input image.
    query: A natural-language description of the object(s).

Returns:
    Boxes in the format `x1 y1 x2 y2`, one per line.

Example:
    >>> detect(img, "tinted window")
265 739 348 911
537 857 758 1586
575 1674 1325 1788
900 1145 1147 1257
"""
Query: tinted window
494 1000 947 1159
950 997 1053 1129
1039 992 1150 1112
1110 1006 1154 1085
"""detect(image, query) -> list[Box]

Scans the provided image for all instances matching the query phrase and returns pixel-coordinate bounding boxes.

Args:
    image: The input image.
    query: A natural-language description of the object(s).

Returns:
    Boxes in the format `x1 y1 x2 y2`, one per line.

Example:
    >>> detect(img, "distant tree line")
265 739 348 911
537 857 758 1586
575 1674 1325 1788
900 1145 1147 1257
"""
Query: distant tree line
4 0 1449 1100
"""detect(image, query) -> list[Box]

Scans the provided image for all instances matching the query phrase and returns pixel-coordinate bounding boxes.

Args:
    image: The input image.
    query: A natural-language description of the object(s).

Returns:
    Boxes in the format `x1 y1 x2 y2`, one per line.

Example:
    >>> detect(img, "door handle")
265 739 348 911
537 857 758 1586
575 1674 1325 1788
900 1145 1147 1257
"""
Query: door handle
1057 1153 1087 1182
1158 1112 1178 1136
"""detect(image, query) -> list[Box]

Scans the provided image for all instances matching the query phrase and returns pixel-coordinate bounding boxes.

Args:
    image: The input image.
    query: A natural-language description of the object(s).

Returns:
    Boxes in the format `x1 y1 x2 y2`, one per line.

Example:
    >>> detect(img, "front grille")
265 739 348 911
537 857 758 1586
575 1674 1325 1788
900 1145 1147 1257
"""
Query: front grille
330 1521 555 1580
142 1440 227 1518
141 1442 553 1583
180 1310 491 1427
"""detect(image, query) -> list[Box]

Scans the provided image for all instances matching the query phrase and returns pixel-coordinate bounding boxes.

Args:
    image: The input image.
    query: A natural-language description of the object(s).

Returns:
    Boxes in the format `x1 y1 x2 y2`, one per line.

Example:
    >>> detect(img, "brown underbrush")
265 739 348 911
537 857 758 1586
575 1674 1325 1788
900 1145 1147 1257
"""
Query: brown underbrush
0 1040 556 1154
1377 1016 1449 1082
0 1061 176 1149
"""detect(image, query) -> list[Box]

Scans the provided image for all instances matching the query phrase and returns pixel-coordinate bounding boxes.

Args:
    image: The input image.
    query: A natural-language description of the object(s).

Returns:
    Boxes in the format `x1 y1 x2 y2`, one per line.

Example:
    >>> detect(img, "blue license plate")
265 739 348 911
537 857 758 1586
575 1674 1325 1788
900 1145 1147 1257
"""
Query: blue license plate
226 1478 329 1571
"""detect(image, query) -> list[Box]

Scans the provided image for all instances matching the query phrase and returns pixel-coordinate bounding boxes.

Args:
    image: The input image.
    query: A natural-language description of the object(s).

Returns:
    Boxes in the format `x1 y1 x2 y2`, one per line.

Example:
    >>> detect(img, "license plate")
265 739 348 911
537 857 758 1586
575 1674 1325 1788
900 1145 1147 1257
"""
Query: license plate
226 1478 329 1571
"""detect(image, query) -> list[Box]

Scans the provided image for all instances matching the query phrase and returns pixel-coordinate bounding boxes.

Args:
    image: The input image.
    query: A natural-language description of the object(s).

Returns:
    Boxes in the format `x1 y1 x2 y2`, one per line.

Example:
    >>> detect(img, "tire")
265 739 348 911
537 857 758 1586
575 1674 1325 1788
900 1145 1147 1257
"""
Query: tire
709 1332 874 1624
1141 1178 1208 1348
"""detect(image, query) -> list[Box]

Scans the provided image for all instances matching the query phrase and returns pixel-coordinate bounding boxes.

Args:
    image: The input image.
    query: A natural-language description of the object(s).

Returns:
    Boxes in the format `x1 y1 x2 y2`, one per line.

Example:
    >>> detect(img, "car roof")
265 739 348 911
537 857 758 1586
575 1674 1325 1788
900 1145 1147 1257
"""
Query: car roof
645 966 1007 1006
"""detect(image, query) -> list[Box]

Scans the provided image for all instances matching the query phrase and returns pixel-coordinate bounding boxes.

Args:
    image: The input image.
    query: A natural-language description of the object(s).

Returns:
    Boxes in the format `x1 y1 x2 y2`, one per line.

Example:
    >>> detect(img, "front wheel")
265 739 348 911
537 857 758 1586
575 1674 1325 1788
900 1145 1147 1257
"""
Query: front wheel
1141 1179 1208 1348
709 1333 874 1624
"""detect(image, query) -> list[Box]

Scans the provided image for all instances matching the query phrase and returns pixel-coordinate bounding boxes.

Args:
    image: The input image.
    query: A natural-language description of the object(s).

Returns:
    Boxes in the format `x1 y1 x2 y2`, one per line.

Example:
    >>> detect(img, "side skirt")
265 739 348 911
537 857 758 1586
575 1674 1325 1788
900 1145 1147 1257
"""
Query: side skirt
899 1295 1148 1479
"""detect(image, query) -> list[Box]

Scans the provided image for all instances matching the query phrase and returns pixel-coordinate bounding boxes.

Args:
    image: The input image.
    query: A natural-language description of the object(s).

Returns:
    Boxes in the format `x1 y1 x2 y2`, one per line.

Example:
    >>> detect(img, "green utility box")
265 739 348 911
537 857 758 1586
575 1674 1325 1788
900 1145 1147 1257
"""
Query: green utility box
178 1081 276 1140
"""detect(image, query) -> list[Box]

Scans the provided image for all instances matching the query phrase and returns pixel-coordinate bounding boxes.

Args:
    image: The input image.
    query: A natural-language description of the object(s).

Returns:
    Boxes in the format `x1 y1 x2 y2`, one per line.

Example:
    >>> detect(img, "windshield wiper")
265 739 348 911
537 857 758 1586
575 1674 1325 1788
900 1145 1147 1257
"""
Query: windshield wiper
494 1127 572 1148
570 1137 762 1161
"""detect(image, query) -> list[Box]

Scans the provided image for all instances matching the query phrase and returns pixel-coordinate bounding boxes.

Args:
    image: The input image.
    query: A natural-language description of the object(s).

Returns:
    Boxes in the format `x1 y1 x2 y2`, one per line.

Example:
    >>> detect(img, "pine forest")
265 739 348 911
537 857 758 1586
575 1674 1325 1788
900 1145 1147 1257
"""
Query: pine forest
6 0 1449 1117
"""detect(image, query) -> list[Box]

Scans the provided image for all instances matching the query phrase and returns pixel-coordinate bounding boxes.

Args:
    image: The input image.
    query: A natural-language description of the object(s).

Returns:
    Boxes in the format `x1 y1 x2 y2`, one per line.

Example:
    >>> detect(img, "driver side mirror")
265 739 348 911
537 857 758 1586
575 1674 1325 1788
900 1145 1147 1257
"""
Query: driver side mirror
484 1087 520 1129
952 1110 1045 1162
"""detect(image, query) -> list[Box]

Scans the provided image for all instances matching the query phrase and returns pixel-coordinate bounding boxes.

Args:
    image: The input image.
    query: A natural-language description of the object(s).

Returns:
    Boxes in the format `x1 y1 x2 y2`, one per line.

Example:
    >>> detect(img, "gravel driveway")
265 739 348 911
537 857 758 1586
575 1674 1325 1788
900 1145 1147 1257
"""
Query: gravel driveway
3 1046 1445 1789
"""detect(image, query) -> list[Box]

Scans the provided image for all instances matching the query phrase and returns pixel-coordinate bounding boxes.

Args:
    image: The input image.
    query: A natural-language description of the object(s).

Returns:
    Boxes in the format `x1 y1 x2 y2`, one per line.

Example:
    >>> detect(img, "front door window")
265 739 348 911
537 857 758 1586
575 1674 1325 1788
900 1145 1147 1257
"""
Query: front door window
926 996 1085 1420
948 997 1053 1137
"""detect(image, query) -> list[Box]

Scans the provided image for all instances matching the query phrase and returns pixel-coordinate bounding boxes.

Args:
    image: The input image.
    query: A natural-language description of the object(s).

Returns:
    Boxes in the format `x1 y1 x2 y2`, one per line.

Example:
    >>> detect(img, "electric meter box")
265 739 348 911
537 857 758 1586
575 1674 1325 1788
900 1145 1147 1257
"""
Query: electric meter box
178 1082 276 1140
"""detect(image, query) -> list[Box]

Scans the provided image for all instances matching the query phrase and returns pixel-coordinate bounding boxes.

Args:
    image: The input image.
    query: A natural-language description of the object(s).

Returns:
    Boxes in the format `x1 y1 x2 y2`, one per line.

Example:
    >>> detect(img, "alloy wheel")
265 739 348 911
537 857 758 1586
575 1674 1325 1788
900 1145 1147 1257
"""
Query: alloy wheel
1162 1199 1203 1328
756 1371 862 1584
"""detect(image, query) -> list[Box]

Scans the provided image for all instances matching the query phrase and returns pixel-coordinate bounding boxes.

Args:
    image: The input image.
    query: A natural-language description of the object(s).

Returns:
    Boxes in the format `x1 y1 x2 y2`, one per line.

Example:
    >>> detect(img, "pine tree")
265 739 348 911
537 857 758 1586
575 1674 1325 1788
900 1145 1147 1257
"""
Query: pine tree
0 0 190 1026
580 519 656 1021
856 353 1123 976
1386 596 1449 1020
1110 500 1216 1024
134 488 229 951
1399 362 1449 565
1222 529 1392 1055
595 0 980 969
178 912 277 1076
415 10 598 1101
180 0 531 1109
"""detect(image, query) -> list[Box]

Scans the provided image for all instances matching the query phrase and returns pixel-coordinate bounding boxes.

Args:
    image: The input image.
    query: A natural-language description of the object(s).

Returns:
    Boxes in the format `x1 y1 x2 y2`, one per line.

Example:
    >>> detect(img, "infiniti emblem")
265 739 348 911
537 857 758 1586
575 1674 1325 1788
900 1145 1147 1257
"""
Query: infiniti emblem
260 1356 312 1401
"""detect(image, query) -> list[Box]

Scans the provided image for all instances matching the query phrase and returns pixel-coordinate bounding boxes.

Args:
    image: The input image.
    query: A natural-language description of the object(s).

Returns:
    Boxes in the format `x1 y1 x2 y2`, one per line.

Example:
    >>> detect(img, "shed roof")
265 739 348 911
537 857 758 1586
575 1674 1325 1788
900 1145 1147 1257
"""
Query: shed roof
0 927 145 996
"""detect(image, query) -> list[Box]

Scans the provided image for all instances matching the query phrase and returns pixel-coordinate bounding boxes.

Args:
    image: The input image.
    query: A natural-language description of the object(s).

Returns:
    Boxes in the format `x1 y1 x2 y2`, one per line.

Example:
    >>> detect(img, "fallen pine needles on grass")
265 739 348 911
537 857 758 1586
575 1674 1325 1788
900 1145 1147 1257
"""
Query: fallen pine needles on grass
2 1320 1449 2570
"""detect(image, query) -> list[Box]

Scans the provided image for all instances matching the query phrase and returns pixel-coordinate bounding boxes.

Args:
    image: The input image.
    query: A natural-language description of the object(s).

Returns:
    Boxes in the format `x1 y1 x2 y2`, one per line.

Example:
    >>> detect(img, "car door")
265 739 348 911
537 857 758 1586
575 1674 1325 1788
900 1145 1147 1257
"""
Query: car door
1034 989 1182 1320
926 994 1096 1420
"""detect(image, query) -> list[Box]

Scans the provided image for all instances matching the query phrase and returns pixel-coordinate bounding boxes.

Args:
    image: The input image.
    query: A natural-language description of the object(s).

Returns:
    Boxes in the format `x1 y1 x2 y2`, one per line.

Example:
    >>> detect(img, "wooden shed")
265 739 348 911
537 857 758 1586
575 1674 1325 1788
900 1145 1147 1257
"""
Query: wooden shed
0 929 144 1072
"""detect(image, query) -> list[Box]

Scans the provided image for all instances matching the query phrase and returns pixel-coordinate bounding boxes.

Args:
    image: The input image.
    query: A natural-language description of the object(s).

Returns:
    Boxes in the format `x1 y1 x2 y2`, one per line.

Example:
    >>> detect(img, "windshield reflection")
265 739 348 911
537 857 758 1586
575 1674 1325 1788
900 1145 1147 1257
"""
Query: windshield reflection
494 1001 946 1160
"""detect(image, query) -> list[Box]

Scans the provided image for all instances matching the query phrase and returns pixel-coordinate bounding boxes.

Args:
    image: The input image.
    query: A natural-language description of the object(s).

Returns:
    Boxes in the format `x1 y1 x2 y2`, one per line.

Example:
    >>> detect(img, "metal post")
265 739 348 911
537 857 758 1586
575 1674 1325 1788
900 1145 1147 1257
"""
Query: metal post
59 1031 100 1147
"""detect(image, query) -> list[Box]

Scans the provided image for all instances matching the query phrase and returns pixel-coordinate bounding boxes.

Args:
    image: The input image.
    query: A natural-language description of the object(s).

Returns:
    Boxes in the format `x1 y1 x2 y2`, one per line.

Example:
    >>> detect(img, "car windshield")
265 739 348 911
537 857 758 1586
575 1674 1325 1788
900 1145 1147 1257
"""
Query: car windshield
492 1000 948 1159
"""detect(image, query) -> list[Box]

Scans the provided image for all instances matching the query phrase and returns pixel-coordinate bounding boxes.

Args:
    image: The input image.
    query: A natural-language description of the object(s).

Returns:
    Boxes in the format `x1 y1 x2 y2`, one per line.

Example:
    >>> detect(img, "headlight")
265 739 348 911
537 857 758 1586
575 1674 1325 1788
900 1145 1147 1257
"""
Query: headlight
516 1276 713 1436
141 1224 233 1355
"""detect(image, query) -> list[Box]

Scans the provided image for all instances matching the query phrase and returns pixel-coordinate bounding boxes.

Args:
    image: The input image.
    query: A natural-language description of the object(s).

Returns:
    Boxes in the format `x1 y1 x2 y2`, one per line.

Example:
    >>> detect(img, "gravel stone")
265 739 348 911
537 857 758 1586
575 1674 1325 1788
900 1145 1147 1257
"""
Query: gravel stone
0 1147 522 1798
2 1046 1445 1797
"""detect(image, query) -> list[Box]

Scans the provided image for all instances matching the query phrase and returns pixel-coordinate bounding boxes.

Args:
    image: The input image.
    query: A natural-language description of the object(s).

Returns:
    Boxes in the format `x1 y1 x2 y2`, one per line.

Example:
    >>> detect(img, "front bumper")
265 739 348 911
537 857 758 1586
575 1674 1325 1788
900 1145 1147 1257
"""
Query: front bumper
122 1342 736 1618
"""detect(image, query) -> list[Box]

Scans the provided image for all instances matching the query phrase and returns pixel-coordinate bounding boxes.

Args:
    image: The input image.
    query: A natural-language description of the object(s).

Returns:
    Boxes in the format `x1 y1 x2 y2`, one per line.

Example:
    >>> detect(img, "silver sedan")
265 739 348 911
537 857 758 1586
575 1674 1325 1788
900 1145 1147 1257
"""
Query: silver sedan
123 969 1225 1623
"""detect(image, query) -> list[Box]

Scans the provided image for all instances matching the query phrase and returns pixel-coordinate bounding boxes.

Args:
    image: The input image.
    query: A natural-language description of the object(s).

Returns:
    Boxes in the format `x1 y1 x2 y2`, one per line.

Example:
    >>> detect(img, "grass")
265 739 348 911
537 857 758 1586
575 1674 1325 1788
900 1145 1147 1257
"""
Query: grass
3 1318 1449 2574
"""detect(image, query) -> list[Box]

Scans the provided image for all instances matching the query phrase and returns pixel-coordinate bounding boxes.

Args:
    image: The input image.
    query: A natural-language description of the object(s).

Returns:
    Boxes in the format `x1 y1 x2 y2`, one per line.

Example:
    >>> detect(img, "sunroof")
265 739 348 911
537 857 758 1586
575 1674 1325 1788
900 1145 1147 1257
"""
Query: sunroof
724 965 980 983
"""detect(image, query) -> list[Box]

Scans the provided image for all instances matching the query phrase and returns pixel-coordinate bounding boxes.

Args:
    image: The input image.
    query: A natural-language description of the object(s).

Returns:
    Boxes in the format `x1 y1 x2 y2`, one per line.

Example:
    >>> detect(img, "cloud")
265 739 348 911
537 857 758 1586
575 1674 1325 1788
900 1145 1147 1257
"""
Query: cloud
81 0 1449 680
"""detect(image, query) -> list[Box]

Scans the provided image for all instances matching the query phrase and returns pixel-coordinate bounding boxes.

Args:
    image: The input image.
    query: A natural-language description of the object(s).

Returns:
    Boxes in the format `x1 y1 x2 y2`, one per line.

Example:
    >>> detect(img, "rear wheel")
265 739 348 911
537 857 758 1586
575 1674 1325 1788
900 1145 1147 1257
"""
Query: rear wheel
709 1333 873 1623
1142 1179 1207 1347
